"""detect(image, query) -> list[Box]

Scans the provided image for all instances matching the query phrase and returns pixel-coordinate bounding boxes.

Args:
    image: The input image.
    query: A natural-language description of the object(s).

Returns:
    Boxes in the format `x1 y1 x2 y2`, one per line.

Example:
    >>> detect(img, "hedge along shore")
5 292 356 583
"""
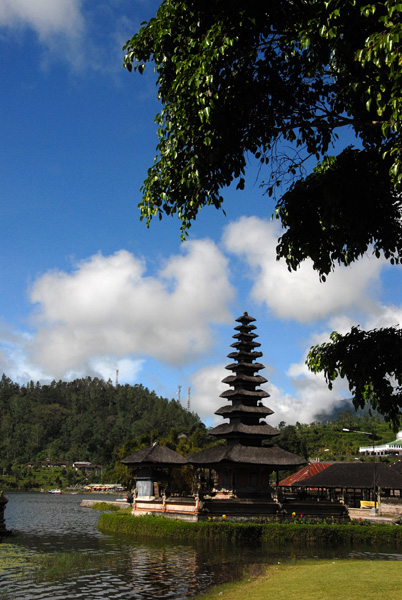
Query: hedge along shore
97 513 402 546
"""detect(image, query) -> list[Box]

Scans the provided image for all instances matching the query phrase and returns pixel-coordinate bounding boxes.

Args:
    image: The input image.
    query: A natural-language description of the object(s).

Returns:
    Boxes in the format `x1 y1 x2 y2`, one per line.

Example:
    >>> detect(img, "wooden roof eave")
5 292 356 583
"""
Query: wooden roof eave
215 404 274 417
121 444 186 467
187 443 306 468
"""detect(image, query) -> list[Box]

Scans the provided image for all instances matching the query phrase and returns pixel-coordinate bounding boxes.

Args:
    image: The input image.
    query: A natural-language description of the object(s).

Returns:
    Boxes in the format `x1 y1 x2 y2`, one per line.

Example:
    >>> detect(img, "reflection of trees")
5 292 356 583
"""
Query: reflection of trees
126 542 241 599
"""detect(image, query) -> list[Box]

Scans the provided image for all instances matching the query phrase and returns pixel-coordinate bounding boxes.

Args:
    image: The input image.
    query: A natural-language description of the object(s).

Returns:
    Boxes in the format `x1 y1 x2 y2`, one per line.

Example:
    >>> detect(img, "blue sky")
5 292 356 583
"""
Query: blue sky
1 0 401 427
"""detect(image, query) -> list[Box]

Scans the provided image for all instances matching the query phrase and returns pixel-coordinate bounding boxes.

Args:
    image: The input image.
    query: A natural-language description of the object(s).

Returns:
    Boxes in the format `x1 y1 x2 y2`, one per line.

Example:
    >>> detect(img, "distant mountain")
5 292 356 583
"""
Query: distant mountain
314 399 381 423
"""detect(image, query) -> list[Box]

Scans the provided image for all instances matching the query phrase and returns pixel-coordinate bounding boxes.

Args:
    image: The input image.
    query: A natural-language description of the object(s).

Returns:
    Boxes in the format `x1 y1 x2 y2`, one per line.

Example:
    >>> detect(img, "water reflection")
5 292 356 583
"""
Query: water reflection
1 492 402 600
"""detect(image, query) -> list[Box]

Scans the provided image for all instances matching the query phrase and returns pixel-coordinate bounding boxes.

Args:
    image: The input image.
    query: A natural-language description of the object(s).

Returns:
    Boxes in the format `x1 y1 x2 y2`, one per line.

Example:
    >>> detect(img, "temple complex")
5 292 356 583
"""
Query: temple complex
122 313 348 521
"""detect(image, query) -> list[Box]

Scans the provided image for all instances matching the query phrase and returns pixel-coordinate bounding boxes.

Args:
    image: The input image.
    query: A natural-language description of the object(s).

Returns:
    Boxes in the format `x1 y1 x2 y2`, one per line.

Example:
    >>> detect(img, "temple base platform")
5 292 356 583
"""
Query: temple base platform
131 496 349 522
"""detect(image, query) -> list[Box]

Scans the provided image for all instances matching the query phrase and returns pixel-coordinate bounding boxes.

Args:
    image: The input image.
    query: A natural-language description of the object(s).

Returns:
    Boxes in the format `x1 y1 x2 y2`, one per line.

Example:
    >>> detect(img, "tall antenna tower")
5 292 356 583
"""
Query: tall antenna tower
115 369 119 387
187 387 191 411
177 385 182 406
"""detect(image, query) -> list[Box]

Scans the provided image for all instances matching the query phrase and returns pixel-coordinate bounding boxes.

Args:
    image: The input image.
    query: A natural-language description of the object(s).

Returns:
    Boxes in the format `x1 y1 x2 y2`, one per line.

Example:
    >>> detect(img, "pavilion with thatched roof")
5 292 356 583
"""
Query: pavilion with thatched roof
121 442 186 498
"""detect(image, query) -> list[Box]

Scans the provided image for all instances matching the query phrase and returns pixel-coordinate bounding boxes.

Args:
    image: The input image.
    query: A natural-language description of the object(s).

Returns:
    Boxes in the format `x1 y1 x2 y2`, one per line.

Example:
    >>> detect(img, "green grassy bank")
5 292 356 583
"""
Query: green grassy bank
193 560 402 600
97 513 402 546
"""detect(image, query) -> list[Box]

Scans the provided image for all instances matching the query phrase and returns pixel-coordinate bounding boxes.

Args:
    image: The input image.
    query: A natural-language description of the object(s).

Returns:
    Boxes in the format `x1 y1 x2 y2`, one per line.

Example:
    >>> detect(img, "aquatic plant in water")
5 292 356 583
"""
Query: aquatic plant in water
32 551 120 582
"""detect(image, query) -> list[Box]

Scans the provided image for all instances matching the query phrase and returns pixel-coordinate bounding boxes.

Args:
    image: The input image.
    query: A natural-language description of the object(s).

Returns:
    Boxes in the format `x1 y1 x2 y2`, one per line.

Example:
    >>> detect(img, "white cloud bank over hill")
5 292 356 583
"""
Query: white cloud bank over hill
0 216 400 425
190 355 349 427
191 217 401 425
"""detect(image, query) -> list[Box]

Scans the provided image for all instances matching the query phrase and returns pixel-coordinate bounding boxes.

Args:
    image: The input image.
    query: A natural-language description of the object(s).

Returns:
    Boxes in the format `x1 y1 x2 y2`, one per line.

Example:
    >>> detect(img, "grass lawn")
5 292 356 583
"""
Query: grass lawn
194 560 402 600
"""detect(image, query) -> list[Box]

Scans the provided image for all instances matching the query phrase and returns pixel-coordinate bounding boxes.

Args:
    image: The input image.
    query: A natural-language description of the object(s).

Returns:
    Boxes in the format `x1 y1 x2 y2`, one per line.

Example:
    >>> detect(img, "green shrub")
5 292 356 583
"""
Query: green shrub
97 514 402 547
90 502 123 512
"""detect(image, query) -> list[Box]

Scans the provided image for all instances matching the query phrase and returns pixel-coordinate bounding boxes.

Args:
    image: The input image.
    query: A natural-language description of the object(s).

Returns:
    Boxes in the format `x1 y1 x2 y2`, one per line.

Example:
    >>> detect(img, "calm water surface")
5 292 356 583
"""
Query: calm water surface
1 492 401 599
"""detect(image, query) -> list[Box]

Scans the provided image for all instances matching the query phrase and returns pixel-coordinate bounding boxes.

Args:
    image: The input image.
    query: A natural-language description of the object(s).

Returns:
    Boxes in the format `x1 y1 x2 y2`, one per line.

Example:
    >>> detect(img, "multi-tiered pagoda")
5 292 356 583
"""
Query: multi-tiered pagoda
188 313 305 499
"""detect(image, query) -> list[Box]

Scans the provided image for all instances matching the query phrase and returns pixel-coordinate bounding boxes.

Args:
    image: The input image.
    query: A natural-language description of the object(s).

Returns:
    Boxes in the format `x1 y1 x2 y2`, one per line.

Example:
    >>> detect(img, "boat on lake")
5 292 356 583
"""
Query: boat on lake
48 489 62 494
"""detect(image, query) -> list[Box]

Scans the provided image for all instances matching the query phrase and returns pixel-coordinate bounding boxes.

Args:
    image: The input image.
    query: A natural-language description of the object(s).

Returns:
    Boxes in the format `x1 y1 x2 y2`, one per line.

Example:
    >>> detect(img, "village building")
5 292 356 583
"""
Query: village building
359 431 402 456
290 462 402 510
278 462 333 489
26 459 69 468
72 461 102 473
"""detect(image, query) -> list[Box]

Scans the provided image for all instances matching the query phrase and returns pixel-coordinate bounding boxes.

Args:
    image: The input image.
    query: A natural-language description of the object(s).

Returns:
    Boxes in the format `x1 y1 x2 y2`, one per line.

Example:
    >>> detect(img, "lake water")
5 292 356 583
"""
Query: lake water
1 492 401 599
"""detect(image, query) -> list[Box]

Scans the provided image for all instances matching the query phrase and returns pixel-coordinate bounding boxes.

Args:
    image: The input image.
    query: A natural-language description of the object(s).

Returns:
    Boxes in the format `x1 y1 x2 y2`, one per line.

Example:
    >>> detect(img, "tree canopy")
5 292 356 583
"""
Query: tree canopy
0 374 204 469
123 0 402 428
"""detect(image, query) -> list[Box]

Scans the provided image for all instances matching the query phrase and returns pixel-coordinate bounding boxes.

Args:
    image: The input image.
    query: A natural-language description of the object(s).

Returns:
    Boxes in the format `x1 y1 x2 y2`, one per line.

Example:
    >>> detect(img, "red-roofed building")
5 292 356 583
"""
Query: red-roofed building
279 462 333 487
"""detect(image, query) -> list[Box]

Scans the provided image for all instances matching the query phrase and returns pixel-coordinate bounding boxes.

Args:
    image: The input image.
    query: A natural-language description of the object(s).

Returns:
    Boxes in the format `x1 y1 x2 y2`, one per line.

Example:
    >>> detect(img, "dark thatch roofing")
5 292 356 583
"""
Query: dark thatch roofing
236 313 256 323
390 460 402 475
222 374 268 385
227 351 263 360
215 404 274 417
295 462 402 490
220 389 269 399
209 422 280 437
121 444 186 467
225 361 265 372
187 443 306 468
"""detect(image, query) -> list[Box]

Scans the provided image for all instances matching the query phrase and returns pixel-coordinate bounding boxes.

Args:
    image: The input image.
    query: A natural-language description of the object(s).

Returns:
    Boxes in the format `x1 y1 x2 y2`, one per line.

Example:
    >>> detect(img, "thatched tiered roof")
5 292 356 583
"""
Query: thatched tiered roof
187 443 306 468
209 312 280 445
187 312 305 469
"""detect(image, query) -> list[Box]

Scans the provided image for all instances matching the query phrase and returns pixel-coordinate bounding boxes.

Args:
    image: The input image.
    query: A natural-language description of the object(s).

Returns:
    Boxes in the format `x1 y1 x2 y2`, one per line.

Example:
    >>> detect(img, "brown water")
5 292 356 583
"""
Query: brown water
1 492 401 599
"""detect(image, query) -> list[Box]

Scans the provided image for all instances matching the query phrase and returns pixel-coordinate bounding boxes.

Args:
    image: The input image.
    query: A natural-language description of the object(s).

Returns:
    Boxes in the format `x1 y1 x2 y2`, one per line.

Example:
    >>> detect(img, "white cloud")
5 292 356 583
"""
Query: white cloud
365 303 402 330
0 0 85 69
190 363 228 424
79 356 145 385
0 2 151 74
0 0 84 38
26 241 234 379
0 323 48 384
189 354 349 428
223 216 384 322
260 376 348 427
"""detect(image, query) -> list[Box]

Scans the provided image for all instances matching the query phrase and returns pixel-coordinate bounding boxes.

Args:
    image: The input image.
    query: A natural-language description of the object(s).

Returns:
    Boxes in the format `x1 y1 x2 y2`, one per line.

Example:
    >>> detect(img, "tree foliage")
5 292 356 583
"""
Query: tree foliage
307 328 402 428
277 410 395 462
123 0 402 427
0 374 204 469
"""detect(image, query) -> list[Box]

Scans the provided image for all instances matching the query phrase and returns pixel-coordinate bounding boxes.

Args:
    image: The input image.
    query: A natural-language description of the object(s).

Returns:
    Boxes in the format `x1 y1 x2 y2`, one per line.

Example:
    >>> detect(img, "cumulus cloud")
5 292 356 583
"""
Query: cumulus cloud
26 241 234 379
0 0 85 68
0 322 47 383
190 363 228 424
0 2 151 74
0 0 84 37
271 299 402 425
283 361 349 422
189 355 348 428
223 216 384 322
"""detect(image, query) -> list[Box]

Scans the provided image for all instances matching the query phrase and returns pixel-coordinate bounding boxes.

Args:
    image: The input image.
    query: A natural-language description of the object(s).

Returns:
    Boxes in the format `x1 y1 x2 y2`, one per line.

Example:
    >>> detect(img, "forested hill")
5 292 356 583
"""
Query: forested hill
0 374 204 469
